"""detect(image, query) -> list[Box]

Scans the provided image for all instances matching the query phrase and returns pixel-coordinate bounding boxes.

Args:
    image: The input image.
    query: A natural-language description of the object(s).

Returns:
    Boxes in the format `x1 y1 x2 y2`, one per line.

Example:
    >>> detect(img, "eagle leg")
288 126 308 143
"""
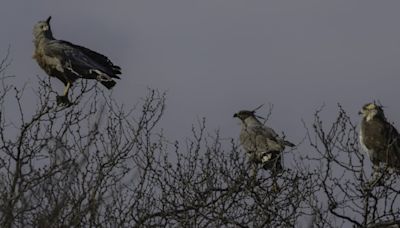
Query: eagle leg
63 82 71 97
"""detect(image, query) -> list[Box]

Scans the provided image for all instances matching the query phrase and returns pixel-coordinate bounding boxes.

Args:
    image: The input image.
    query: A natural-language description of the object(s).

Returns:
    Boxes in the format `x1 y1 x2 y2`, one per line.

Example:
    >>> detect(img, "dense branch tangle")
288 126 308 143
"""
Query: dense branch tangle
1 52 400 227
0 55 312 227
0 68 165 226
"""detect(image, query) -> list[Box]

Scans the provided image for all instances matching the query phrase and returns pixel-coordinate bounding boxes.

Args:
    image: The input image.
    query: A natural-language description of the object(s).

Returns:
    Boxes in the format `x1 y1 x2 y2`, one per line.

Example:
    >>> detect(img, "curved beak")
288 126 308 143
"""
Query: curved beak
233 113 238 118
46 16 52 24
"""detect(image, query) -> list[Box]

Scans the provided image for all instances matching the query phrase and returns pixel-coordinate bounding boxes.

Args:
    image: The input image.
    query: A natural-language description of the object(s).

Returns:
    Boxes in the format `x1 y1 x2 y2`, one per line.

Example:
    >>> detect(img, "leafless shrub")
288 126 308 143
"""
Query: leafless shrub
0 53 315 227
305 104 400 228
1 51 399 227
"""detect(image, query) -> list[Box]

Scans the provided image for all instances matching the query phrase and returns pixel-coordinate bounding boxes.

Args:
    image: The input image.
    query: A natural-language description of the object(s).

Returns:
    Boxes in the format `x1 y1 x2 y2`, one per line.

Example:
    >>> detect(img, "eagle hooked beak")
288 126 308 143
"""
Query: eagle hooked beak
46 16 52 24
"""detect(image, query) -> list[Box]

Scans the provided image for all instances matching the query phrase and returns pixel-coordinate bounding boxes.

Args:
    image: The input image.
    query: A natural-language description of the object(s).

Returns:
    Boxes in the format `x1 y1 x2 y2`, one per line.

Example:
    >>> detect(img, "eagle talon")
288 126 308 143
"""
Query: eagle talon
56 95 72 106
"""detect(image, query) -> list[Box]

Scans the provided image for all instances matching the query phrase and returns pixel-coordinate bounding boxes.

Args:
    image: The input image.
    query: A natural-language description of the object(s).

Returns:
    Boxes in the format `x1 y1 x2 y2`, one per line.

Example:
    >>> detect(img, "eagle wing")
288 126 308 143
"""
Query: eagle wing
384 122 400 168
240 125 283 154
67 42 121 77
361 118 400 169
44 40 120 80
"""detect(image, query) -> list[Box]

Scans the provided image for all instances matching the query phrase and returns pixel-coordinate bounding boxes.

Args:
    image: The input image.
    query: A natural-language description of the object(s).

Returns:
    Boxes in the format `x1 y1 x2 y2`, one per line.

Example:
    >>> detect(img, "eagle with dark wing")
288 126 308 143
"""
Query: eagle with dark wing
33 16 121 106
234 109 295 174
359 103 400 176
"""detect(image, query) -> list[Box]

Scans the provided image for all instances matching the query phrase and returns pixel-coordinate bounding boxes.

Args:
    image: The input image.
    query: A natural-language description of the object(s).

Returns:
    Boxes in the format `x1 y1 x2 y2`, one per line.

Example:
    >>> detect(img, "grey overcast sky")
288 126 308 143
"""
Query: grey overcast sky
1 0 400 143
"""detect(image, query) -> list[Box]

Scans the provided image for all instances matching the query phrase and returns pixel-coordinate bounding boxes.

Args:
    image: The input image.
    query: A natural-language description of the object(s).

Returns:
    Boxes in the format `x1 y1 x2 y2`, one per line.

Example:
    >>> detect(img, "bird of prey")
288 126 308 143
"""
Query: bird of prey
359 103 400 175
233 109 295 174
33 16 121 106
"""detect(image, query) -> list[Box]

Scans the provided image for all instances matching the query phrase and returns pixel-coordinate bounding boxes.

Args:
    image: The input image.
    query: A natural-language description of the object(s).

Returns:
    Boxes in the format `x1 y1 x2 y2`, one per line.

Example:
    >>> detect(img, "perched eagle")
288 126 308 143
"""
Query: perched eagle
359 103 400 173
234 109 295 173
33 16 121 105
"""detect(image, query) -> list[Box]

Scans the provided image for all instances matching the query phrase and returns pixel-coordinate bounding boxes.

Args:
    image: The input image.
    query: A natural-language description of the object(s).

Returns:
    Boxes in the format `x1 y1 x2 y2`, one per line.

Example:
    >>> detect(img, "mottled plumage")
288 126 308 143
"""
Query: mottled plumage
234 110 295 173
359 103 400 172
33 16 121 105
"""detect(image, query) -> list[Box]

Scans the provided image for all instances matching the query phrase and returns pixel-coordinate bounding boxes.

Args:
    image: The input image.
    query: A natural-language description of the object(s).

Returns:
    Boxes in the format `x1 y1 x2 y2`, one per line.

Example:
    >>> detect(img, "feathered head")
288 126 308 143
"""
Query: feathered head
33 16 53 40
359 102 385 121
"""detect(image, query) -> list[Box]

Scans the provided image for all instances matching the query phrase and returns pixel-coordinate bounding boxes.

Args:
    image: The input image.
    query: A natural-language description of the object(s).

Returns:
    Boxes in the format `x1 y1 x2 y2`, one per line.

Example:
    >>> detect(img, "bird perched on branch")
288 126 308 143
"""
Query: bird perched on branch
359 103 400 177
234 107 295 174
33 16 121 106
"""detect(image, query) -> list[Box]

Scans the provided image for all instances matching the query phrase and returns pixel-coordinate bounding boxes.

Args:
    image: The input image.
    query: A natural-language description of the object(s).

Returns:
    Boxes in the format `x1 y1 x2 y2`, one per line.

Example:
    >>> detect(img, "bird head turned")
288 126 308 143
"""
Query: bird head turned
33 16 53 40
233 110 256 121
359 102 385 121
234 104 265 122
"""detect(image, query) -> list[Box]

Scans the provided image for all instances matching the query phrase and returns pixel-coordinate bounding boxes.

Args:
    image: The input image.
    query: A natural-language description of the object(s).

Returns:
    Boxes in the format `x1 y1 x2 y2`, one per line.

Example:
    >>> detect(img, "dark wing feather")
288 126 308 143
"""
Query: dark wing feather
363 118 400 169
253 125 294 147
67 42 121 78
252 125 279 140
385 122 400 167
362 119 386 151
242 125 284 153
44 40 121 80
